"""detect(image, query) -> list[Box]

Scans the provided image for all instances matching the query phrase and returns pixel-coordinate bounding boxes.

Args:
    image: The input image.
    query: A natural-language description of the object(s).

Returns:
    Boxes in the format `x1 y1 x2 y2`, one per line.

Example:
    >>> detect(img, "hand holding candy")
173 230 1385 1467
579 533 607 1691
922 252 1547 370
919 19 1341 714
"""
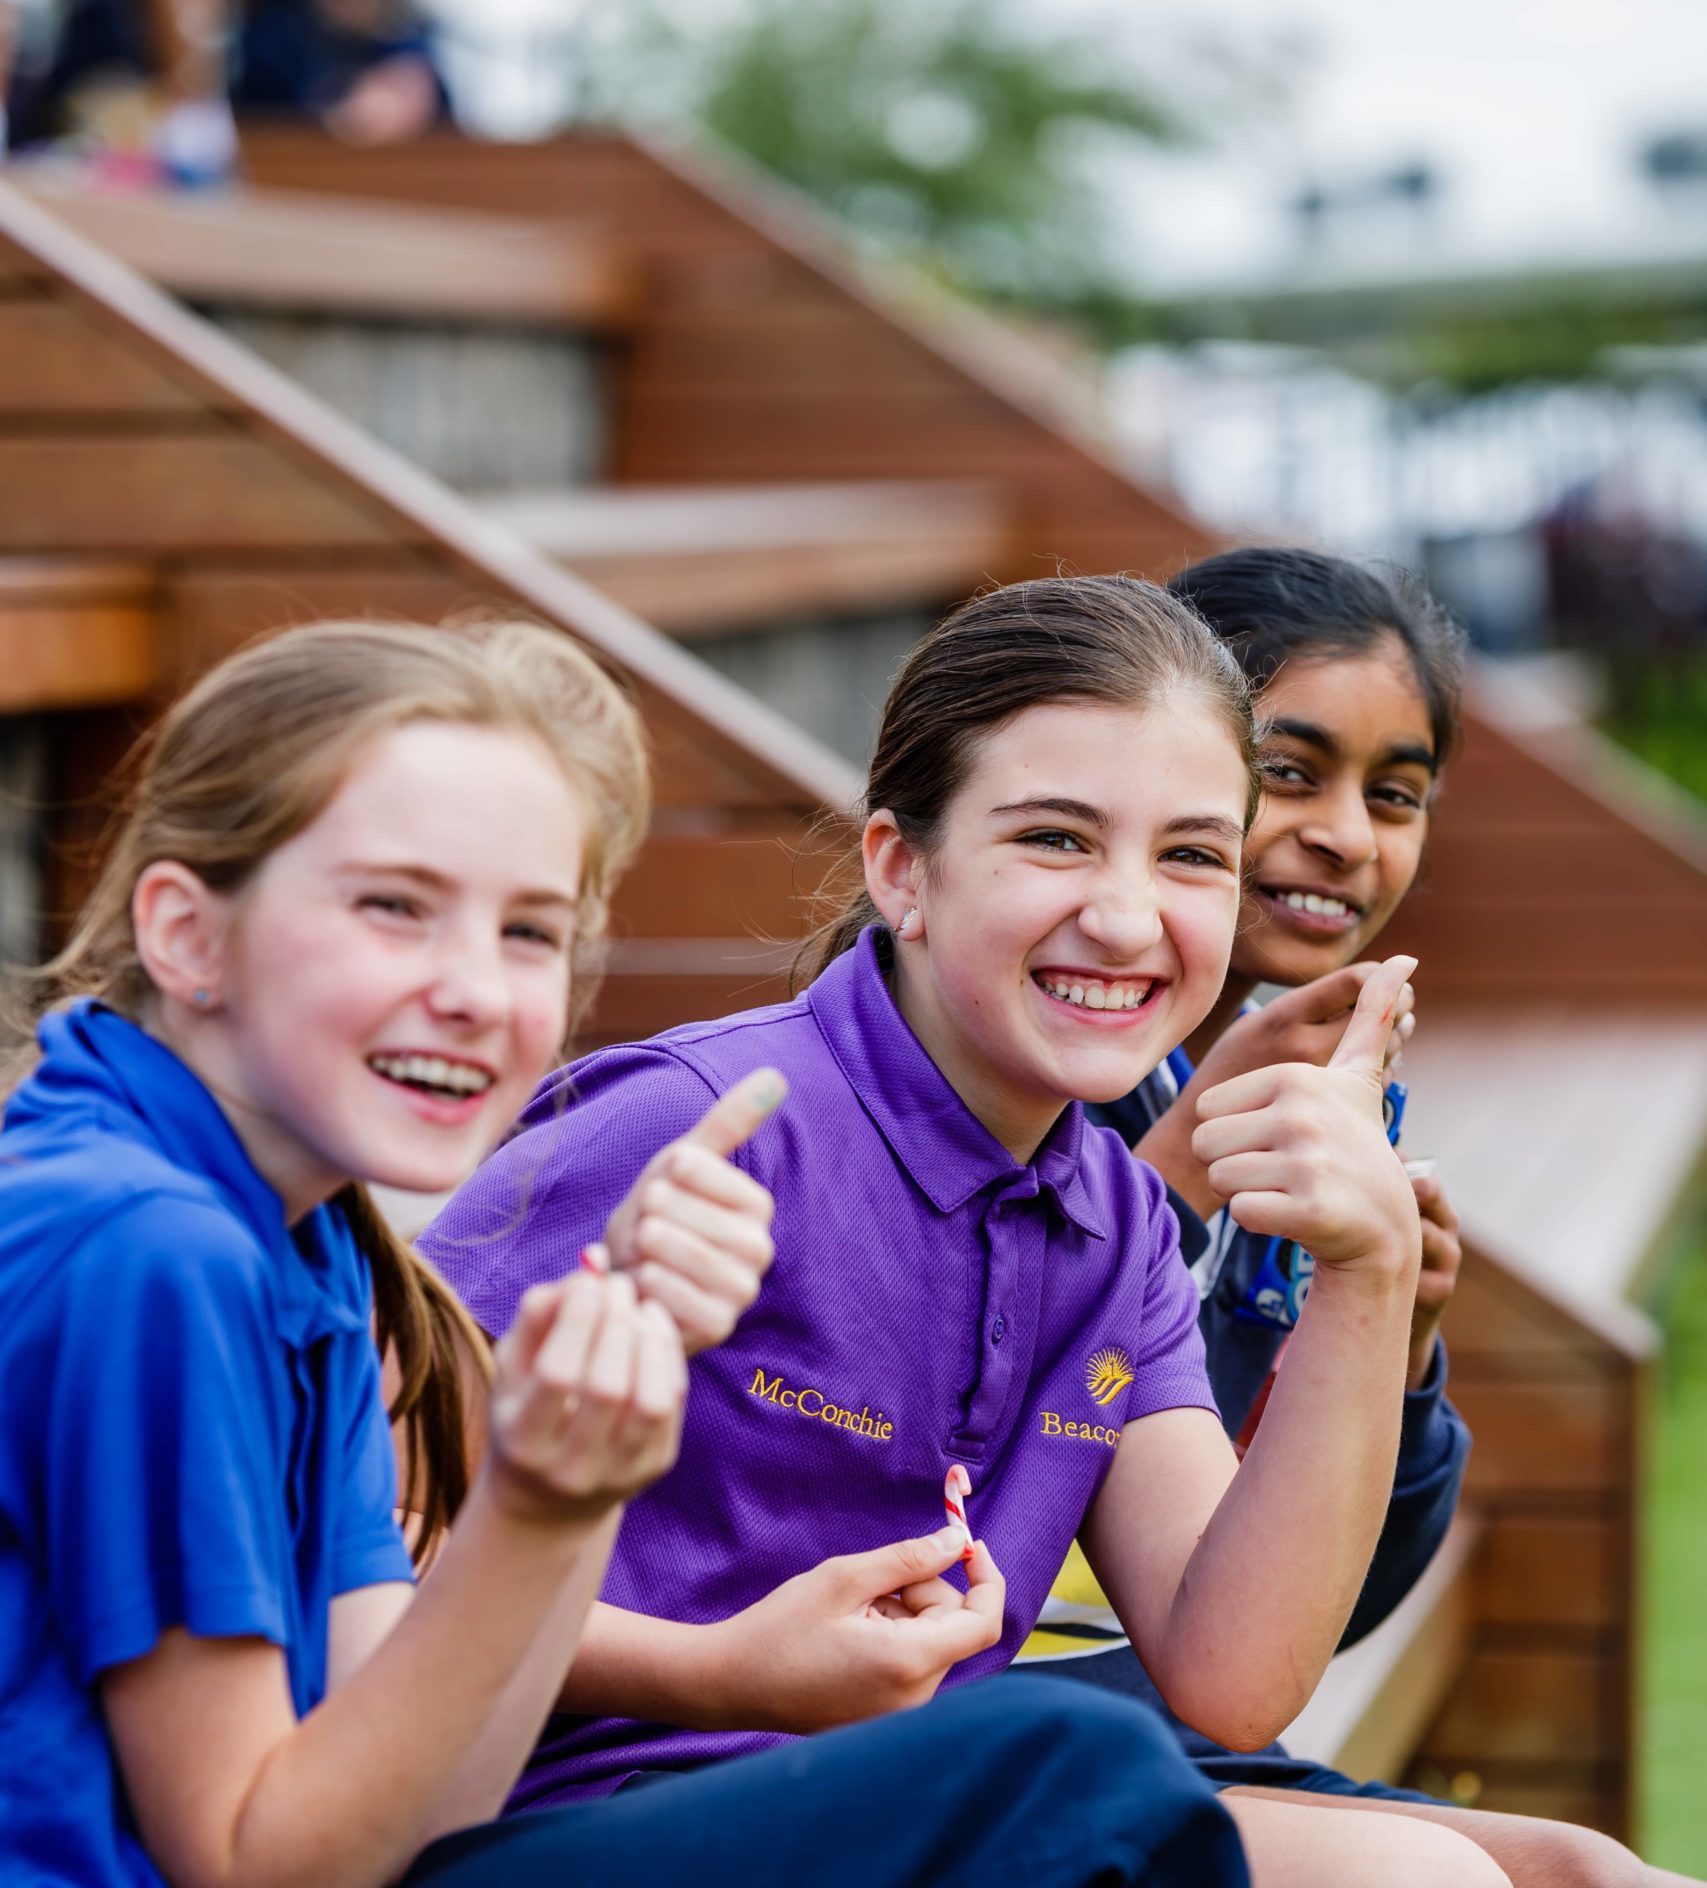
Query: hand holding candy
600 1067 786 1353
705 1529 1006 1734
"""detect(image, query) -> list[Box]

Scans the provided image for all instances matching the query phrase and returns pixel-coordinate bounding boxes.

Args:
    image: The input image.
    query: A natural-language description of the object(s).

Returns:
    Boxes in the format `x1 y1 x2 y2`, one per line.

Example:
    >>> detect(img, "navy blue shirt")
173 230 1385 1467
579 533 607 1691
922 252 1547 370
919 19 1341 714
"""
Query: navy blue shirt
1085 1059 1470 1647
1017 1058 1471 1786
0 1003 412 1887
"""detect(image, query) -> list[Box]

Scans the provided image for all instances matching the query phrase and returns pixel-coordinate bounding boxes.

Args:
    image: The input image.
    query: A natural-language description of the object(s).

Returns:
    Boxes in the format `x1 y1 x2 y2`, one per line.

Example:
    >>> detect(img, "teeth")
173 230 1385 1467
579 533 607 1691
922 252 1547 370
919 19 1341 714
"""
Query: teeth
1281 891 1350 918
368 1053 494 1096
1038 975 1153 1011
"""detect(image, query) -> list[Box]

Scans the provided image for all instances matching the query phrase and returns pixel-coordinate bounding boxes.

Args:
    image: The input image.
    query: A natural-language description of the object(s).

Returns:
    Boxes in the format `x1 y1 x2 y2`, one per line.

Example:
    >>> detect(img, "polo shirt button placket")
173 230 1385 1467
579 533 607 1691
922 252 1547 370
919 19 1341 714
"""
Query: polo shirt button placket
950 1179 1040 1461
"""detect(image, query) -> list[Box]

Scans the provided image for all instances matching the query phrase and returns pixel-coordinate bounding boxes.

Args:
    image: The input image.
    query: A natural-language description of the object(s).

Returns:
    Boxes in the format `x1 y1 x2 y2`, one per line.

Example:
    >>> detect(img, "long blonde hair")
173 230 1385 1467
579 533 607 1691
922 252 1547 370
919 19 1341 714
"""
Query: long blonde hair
12 618 650 1554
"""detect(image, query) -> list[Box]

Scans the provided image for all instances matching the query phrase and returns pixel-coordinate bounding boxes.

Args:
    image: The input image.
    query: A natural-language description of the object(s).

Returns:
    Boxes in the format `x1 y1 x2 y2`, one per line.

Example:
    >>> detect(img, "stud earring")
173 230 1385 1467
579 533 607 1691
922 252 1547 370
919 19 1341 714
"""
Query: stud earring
193 988 211 1006
897 907 919 938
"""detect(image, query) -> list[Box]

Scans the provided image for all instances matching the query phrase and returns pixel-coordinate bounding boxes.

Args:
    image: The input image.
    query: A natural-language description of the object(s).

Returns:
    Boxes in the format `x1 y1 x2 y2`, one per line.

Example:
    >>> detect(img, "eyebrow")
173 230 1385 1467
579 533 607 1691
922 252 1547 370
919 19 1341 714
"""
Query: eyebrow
1266 717 1438 776
1161 813 1246 846
340 860 578 909
988 800 1244 846
987 796 1108 827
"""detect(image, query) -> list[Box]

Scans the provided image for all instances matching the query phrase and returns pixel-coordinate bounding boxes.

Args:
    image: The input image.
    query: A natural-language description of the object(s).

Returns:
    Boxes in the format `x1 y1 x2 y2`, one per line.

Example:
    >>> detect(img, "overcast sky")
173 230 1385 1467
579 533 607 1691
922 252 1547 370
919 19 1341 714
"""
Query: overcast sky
427 0 1707 292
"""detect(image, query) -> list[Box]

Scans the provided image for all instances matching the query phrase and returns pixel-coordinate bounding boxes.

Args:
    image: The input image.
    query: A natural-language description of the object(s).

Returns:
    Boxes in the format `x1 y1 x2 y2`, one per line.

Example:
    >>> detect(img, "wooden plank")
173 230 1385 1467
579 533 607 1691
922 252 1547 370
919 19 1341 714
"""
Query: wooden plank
161 560 473 679
612 822 831 941
17 180 637 330
1442 1260 1612 1363
1480 1517 1622 1630
575 535 986 636
0 243 44 284
1402 1766 1621 1834
580 963 796 1045
1453 1377 1629 1496
0 434 403 553
615 393 1090 485
487 481 1008 636
1422 1648 1620 1764
0 599 157 710
162 567 815 814
1402 1025 1707 1318
0 299 208 414
1418 822 1707 904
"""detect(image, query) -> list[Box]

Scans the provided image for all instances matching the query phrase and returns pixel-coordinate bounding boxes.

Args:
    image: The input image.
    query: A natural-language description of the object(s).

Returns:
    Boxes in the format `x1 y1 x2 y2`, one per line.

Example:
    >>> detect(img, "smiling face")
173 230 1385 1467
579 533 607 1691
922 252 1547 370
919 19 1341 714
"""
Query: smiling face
1238 636 1437 988
185 719 585 1218
869 693 1250 1160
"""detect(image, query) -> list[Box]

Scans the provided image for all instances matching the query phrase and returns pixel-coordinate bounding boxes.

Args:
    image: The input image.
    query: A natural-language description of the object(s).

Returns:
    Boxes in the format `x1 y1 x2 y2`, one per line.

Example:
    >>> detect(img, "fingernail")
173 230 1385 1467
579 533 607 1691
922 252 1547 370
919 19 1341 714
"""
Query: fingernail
933 1525 964 1550
752 1071 785 1113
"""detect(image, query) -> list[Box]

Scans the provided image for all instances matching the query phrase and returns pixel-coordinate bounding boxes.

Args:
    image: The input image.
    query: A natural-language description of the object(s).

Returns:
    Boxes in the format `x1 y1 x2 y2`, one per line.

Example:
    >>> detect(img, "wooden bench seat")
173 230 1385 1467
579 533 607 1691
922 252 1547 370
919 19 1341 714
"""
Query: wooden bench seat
1284 1516 1484 1783
479 480 1011 635
0 558 157 710
14 178 638 330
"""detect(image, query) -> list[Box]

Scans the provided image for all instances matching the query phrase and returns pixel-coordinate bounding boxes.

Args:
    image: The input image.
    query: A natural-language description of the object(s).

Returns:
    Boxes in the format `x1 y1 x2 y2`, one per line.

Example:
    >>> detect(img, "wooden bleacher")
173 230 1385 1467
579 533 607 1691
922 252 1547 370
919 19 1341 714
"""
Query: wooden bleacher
4 129 1707 1843
0 177 857 1051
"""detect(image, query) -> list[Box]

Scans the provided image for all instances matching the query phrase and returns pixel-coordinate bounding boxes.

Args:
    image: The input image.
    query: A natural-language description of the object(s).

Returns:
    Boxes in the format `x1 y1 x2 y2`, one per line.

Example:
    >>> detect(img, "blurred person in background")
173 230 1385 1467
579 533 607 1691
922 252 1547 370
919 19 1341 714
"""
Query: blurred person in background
1 0 450 182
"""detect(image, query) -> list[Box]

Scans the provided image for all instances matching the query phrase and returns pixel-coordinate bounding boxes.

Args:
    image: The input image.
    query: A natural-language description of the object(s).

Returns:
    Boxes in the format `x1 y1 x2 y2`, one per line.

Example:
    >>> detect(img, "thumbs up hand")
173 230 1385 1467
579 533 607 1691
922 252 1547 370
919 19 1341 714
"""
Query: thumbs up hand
1190 958 1422 1276
601 1068 787 1353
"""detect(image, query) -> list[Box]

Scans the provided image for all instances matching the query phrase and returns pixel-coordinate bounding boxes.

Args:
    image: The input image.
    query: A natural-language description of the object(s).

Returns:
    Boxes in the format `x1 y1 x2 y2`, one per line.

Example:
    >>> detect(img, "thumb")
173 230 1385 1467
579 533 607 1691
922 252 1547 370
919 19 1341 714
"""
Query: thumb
1327 955 1417 1078
833 1528 965 1599
682 1067 788 1159
1281 960 1378 1026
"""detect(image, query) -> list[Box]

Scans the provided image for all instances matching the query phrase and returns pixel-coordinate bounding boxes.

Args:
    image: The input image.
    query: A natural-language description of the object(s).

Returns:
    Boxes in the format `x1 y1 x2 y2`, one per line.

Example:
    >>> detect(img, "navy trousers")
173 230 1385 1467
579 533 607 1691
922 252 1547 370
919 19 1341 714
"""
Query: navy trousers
403 1676 1250 1888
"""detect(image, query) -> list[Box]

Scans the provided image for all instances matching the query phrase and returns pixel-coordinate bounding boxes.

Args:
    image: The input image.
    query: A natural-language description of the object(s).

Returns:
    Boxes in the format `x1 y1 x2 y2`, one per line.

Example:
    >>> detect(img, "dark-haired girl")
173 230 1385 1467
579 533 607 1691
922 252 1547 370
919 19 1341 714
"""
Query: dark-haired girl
1021 549 1695 1888
427 574 1515 1887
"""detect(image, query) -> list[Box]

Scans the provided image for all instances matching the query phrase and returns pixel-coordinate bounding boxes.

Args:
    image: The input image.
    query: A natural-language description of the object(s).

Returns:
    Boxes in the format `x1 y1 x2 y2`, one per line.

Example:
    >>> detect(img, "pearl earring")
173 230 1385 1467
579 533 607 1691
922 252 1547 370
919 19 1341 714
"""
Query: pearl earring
897 908 919 938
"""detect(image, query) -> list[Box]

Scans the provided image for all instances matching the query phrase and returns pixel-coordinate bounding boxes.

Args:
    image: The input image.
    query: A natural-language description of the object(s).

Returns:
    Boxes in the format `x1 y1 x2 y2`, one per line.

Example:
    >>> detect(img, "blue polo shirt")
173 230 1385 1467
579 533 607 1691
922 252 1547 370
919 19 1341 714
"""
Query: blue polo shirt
0 1002 413 1887
423 927 1216 1805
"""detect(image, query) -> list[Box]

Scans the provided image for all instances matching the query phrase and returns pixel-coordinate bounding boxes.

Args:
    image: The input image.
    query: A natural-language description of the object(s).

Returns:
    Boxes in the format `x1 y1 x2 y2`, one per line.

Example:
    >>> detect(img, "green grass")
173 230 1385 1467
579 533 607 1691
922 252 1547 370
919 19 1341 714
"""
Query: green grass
1641 1218 1707 1870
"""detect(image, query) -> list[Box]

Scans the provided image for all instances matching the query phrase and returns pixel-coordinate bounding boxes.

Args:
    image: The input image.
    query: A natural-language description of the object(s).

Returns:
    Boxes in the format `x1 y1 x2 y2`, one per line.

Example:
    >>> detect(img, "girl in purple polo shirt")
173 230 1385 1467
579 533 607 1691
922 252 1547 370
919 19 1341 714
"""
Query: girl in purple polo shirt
427 575 1514 1887
0 618 1243 1888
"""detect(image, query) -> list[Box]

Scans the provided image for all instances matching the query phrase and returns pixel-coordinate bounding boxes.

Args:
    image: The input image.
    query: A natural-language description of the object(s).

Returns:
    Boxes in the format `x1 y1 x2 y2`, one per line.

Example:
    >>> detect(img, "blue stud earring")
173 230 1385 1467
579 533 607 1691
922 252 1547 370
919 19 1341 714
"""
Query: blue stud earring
193 988 210 1006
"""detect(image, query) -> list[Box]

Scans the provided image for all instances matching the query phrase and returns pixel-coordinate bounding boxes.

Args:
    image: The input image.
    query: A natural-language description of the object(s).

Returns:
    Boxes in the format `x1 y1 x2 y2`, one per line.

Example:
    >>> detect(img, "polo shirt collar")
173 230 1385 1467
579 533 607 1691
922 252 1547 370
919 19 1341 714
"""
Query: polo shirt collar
28 1000 367 1346
806 929 1107 1238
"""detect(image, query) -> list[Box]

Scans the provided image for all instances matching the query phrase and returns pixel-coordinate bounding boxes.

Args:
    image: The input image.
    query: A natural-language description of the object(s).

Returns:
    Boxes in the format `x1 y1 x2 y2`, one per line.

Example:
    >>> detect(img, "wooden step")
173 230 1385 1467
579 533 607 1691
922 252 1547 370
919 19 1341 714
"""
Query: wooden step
13 177 638 329
0 558 157 710
480 480 1011 635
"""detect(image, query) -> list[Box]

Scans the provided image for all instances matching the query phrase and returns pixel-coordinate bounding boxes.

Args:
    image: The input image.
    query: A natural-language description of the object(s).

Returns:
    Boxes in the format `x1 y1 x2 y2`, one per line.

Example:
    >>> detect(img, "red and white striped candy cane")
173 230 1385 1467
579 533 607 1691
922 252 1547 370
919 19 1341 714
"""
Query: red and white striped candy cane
943 1464 974 1563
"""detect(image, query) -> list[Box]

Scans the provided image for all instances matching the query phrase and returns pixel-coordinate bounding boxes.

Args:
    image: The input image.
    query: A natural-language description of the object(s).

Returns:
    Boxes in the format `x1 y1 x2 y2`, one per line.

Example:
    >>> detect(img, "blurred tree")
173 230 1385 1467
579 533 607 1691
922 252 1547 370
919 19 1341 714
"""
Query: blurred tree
579 0 1221 339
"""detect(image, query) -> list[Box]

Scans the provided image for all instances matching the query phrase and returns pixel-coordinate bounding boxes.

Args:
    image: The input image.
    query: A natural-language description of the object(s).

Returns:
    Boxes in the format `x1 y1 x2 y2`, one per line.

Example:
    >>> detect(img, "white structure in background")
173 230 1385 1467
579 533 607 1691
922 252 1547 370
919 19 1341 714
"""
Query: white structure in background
1107 343 1707 647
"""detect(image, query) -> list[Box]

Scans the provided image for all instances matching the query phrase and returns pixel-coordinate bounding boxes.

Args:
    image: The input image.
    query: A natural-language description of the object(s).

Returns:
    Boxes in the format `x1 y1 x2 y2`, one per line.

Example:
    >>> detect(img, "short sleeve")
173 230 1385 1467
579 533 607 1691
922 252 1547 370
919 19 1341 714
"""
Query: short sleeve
331 1340 415 1597
46 1198 291 1683
1124 1174 1220 1424
420 1046 724 1339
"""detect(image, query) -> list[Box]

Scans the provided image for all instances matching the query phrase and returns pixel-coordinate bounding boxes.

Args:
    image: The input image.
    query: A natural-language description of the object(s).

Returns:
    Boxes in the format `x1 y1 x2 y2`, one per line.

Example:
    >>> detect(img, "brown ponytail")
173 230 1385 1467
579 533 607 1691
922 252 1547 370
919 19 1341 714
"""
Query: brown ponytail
341 1183 492 1560
7 617 648 1553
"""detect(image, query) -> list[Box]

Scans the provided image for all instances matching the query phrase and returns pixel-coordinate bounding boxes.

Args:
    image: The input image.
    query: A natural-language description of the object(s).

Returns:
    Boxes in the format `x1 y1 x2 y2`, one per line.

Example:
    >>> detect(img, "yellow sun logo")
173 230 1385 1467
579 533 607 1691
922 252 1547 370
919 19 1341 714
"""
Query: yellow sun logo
1085 1347 1135 1407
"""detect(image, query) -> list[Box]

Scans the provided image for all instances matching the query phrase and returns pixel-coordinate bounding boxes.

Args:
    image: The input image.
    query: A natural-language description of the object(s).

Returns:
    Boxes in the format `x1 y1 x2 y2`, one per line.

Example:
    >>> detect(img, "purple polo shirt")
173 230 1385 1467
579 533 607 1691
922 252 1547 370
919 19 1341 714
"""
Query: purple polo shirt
421 927 1215 1806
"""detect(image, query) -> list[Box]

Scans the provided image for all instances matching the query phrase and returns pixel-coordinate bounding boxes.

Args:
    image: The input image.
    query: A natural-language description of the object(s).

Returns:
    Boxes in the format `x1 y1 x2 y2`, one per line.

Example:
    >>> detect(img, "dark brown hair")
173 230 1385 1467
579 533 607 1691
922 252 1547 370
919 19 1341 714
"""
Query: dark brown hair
799 574 1259 982
8 617 649 1556
1167 548 1468 765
